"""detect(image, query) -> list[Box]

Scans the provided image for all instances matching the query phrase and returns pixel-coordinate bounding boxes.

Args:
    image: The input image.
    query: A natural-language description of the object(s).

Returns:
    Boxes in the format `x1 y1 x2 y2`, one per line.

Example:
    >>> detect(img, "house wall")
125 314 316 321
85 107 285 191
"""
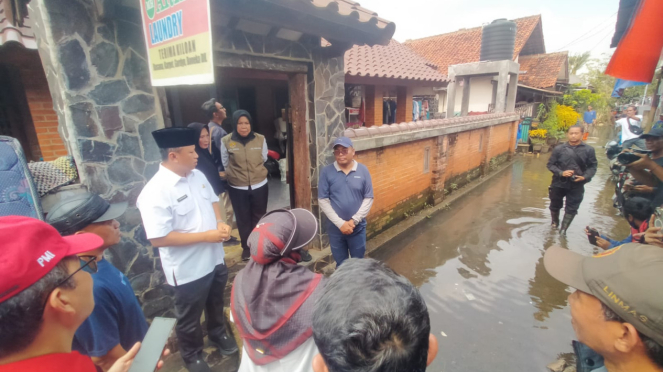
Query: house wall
353 119 517 238
453 76 494 114
0 46 66 160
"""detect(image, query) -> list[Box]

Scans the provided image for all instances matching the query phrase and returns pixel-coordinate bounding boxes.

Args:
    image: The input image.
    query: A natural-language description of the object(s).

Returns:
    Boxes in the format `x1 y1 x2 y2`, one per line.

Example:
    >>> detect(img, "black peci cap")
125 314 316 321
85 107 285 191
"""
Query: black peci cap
152 127 197 148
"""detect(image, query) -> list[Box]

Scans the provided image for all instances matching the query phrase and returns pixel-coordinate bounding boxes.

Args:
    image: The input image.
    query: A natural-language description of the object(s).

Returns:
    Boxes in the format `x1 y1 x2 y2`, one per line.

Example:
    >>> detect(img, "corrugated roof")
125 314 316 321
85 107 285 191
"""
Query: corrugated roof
404 15 543 74
344 39 448 83
518 51 568 89
0 0 36 49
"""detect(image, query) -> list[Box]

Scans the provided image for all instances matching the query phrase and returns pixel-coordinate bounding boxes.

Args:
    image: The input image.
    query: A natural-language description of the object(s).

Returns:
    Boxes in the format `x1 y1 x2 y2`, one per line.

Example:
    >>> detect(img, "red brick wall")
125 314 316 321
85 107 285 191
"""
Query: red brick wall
355 120 517 237
396 86 412 124
364 85 383 127
1 47 67 160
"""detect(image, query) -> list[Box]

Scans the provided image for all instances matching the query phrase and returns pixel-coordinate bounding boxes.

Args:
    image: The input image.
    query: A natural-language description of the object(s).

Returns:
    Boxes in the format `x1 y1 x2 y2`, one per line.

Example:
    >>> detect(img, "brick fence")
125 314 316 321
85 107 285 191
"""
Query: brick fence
345 114 519 238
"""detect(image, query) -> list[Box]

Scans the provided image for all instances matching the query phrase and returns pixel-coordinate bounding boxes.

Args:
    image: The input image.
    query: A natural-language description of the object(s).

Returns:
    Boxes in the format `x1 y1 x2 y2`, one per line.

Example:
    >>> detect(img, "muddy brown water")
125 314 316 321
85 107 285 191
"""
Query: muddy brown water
372 132 628 372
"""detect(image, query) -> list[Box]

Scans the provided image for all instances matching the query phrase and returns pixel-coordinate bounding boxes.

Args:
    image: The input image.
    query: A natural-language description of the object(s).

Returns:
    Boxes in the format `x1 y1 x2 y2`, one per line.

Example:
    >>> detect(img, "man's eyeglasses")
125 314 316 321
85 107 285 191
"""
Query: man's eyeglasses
43 256 98 307
333 148 349 155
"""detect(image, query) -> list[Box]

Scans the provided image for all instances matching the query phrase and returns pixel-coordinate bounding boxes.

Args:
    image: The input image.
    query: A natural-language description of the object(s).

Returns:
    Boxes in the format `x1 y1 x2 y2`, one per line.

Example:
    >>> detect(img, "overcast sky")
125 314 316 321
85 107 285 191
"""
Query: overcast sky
358 0 620 59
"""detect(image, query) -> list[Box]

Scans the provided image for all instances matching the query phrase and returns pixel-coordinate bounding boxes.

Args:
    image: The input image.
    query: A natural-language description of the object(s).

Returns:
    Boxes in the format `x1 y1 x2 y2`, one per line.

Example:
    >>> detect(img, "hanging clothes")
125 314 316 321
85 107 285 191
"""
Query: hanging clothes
389 99 397 123
412 100 419 121
383 100 390 124
422 100 430 120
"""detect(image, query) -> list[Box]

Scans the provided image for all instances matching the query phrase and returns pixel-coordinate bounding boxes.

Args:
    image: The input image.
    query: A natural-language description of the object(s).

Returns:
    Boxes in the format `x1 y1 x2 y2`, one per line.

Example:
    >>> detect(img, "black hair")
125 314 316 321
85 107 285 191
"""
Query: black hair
312 258 431 372
568 125 584 133
159 147 182 161
623 197 654 223
201 98 217 120
0 257 76 358
602 303 663 368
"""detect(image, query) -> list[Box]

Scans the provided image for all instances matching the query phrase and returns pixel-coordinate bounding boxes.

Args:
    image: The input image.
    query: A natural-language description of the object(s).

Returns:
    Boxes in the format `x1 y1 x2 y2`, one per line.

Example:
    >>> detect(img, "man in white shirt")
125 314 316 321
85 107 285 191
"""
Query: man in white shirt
137 127 238 372
616 105 646 150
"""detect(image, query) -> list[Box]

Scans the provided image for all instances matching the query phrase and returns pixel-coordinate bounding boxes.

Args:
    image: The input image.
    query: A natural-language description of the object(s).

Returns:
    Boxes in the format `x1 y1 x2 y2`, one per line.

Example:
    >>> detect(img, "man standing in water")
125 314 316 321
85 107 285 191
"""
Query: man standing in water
547 125 598 234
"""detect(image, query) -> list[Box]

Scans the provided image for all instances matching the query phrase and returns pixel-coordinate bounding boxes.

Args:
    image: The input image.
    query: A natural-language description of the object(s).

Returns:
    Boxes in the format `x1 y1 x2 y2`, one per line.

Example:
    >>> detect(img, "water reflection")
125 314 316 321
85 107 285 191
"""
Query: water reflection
372 128 626 371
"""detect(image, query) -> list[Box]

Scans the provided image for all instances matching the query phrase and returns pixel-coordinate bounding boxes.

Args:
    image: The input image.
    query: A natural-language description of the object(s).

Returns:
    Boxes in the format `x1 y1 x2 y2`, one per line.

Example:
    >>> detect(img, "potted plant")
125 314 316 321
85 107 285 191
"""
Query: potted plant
529 129 548 152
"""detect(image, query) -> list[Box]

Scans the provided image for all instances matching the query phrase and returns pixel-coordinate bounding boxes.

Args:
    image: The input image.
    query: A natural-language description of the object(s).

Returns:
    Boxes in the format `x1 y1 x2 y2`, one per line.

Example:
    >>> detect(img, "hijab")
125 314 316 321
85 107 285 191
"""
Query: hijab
231 210 324 365
187 122 225 195
231 109 256 145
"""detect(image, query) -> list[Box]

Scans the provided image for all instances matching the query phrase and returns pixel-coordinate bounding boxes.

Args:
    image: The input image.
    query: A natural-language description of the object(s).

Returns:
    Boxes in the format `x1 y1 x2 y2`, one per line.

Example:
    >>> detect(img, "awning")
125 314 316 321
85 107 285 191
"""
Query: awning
517 84 563 96
605 0 663 83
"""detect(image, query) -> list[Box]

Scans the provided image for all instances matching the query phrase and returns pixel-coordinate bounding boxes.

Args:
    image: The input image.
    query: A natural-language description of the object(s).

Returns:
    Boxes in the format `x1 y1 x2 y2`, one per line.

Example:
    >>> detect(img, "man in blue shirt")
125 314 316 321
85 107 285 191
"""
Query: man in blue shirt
318 137 374 266
47 193 149 371
583 105 597 136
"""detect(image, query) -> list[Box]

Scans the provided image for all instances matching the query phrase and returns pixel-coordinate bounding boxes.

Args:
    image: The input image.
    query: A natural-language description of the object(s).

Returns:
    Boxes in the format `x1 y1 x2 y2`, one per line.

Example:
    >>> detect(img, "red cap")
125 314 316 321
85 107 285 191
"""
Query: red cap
0 216 104 304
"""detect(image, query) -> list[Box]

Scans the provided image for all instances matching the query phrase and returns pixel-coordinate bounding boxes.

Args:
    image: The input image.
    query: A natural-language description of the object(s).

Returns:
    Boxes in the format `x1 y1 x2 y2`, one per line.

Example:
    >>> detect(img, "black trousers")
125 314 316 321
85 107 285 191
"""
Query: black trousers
173 264 228 363
227 183 269 251
549 185 585 215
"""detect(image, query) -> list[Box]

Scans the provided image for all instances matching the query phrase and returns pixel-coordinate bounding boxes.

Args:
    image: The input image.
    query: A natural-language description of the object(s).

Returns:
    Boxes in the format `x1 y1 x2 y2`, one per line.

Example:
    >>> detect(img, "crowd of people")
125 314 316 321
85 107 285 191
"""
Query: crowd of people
2 108 663 372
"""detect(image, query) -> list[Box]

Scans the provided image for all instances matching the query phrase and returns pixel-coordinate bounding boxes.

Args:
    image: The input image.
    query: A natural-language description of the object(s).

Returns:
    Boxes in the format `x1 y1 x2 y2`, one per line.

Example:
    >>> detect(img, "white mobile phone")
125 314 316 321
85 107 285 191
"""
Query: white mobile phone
127 317 177 372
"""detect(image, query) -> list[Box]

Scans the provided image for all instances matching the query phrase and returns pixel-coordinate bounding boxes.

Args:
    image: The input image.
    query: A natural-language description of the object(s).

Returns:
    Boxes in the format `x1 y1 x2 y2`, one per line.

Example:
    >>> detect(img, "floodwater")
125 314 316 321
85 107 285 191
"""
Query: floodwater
372 129 629 372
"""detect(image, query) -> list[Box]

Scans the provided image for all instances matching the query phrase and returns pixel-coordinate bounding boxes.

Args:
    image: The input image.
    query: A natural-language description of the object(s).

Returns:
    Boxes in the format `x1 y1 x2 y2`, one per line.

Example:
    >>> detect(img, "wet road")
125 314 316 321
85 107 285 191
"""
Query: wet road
372 133 629 372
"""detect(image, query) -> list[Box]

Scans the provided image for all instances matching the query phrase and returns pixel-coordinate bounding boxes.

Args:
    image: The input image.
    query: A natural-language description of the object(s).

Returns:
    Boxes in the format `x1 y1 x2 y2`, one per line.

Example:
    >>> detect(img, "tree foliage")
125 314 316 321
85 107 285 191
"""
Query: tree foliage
569 52 591 75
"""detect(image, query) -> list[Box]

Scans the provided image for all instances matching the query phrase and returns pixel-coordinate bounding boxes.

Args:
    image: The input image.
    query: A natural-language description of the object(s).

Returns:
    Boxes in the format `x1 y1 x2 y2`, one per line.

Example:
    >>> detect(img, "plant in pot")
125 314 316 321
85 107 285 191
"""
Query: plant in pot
529 129 548 152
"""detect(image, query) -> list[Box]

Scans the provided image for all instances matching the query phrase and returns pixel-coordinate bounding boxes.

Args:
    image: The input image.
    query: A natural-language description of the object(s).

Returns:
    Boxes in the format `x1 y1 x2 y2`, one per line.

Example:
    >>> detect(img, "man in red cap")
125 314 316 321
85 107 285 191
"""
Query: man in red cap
0 216 145 371
544 244 663 372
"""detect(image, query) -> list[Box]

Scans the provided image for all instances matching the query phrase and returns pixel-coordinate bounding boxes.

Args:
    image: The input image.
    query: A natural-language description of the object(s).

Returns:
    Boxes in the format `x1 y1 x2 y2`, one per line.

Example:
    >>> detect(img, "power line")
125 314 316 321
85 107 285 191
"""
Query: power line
562 21 616 51
555 12 617 52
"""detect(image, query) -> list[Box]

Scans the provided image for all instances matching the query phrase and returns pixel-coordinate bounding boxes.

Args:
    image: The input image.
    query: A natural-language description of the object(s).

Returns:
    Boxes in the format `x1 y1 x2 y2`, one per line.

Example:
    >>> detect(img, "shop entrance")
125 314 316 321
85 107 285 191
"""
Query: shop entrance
165 68 312 213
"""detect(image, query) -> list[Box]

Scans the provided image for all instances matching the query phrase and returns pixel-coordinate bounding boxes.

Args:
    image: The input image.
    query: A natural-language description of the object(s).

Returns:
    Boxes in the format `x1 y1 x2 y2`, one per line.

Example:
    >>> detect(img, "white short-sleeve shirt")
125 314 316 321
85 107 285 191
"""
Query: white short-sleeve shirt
617 115 644 142
137 165 224 286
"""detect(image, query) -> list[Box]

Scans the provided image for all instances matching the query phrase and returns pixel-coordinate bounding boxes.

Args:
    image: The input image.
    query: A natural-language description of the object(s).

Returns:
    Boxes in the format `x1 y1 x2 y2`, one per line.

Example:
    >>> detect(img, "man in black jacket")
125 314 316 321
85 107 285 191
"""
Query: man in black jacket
547 125 598 234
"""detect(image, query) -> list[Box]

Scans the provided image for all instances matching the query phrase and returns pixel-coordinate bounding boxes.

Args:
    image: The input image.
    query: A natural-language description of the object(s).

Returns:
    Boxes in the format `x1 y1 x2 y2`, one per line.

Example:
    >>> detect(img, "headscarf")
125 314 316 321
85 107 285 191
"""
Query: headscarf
231 210 324 365
187 122 225 195
231 110 256 145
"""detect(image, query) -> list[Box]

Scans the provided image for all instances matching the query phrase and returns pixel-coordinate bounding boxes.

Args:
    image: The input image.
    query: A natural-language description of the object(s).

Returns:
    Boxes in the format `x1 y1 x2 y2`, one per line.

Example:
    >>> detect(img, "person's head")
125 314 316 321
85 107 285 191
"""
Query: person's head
587 105 593 111
567 125 584 144
312 258 438 372
627 105 638 118
187 122 210 151
641 128 663 153
202 98 227 124
332 137 355 167
232 110 253 138
247 209 318 264
0 216 103 360
46 193 127 256
544 244 663 370
622 197 654 228
152 127 199 174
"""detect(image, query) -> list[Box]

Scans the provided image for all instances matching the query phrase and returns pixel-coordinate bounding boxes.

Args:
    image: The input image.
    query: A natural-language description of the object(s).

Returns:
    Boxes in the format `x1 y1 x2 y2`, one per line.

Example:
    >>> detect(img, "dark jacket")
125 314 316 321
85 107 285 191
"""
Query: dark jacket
187 123 226 195
547 142 598 188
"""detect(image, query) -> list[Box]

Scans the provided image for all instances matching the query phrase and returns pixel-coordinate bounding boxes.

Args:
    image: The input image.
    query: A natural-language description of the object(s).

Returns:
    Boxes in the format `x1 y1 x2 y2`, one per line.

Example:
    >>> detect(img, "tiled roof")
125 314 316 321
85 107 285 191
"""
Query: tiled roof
404 15 542 74
518 52 568 89
308 0 394 33
0 0 36 49
344 39 448 83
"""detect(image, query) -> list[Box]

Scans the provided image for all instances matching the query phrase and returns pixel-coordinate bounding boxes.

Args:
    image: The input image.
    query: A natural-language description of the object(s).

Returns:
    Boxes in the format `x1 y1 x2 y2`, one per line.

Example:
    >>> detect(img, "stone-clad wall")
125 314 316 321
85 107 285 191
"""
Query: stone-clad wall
30 0 173 318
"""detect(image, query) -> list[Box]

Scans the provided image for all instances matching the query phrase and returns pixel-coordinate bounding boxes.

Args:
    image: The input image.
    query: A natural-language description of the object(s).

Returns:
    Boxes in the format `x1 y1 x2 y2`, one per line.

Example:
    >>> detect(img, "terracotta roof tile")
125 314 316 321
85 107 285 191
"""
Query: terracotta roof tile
404 15 542 74
518 52 568 89
344 39 448 82
305 0 395 43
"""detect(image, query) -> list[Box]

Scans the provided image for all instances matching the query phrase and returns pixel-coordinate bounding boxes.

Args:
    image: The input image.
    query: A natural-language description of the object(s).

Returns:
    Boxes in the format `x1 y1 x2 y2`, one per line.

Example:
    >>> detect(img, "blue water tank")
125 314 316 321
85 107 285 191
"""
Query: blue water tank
480 19 517 62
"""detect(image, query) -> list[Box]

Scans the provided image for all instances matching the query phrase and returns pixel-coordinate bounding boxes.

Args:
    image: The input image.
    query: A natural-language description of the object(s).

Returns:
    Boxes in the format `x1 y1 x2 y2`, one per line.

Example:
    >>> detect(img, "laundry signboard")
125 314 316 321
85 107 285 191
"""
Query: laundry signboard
139 0 214 86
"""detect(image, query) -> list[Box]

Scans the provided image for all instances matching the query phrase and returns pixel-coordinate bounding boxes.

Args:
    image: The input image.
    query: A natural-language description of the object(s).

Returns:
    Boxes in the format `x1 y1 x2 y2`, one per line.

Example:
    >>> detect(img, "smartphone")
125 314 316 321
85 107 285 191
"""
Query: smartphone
587 226 600 246
617 152 641 165
655 208 663 229
128 317 176 372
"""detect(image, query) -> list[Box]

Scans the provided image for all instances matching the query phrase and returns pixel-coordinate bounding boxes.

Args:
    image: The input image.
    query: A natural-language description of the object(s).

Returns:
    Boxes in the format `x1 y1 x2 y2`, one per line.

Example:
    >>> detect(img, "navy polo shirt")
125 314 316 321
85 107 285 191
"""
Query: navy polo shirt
319 161 373 221
72 259 148 357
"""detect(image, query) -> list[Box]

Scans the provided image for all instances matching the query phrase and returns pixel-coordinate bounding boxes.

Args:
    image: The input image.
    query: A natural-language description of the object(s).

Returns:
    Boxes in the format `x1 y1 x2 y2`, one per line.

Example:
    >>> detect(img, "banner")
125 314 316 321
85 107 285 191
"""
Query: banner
611 79 647 98
139 0 214 86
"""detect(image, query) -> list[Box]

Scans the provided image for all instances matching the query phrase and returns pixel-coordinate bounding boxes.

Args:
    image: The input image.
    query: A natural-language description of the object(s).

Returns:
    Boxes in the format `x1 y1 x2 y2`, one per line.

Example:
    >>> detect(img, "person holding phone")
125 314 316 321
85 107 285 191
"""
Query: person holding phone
546 125 598 234
616 105 646 150
586 197 652 250
0 217 168 372
137 127 238 372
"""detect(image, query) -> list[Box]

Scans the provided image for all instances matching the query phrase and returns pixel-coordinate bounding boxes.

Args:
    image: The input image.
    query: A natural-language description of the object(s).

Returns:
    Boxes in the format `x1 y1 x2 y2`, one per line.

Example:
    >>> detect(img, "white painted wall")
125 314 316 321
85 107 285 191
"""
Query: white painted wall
449 76 494 114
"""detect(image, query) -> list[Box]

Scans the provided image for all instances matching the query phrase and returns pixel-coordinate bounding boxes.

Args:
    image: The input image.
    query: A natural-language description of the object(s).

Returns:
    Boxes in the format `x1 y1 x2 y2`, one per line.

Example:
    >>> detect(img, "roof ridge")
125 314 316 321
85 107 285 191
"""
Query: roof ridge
404 14 541 45
520 51 568 58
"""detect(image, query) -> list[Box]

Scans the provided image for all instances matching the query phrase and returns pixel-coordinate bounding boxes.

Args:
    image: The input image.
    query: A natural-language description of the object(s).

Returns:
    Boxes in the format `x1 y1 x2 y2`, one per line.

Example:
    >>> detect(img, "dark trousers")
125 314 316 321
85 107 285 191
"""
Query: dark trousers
549 186 585 215
327 222 367 267
227 184 269 250
173 264 228 363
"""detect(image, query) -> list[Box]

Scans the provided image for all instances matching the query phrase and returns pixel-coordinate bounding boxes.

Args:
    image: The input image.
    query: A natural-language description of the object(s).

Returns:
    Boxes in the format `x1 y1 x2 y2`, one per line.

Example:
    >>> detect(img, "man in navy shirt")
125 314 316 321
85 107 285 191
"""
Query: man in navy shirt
318 137 374 266
47 193 149 371
583 105 597 137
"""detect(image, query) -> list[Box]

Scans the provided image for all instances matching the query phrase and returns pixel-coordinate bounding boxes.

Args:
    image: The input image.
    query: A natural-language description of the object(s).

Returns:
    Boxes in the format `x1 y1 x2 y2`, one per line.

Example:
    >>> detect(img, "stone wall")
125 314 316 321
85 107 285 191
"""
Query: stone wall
30 0 172 317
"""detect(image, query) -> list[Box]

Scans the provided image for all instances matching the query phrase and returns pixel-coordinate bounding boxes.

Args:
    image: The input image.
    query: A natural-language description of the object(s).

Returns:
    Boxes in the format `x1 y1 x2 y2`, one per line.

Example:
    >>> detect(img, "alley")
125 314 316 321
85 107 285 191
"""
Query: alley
372 136 627 372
